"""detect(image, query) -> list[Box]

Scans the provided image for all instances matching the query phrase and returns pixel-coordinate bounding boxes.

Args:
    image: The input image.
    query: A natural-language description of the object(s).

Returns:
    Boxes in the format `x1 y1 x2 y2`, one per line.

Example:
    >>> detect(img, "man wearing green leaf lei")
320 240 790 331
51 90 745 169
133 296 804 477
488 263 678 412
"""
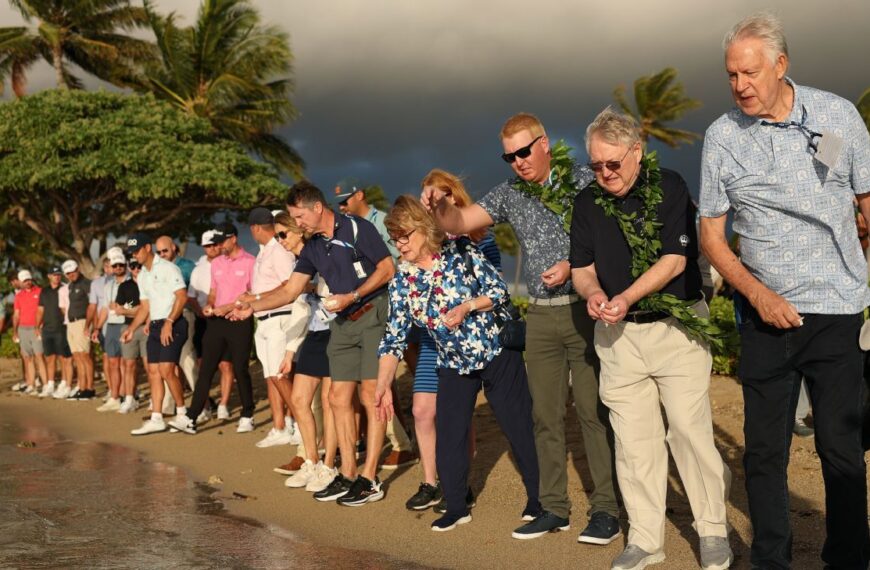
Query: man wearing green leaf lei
570 108 732 570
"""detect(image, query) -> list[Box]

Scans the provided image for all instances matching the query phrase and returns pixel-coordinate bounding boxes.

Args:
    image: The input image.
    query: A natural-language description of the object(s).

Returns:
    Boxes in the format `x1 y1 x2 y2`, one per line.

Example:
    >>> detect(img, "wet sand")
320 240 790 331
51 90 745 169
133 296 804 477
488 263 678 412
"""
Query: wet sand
0 359 840 569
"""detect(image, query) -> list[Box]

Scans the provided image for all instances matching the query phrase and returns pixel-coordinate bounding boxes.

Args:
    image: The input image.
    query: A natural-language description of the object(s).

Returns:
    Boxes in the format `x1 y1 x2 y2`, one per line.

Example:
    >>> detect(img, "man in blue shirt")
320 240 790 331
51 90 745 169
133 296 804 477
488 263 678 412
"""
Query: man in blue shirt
233 181 395 507
699 13 870 569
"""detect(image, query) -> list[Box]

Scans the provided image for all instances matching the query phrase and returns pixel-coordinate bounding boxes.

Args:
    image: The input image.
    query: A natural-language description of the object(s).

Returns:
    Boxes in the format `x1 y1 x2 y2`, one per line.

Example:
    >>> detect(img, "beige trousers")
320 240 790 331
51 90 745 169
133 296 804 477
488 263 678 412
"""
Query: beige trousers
595 302 728 553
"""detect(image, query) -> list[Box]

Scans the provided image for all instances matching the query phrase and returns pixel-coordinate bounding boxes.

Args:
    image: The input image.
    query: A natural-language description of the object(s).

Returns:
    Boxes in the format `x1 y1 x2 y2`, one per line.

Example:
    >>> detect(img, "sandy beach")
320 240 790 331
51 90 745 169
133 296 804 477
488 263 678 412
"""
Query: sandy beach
0 357 838 569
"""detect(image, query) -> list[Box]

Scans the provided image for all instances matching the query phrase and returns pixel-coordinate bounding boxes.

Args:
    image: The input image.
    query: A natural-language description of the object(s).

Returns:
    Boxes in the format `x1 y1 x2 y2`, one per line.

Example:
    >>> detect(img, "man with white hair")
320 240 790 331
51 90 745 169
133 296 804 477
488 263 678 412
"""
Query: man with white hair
699 13 870 569
12 270 48 394
572 108 731 570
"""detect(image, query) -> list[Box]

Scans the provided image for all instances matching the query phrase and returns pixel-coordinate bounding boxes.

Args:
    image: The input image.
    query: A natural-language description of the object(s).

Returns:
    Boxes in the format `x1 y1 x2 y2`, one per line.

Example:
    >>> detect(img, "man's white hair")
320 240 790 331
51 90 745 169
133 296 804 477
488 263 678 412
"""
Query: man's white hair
724 12 789 65
584 106 642 155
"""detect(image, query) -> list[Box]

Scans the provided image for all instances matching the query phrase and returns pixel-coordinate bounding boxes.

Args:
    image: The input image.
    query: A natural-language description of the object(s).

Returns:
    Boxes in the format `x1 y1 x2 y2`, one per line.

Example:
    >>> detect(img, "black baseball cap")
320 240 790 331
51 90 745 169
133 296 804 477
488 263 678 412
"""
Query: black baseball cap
125 232 152 255
333 180 366 205
248 207 275 225
214 222 238 240
48 266 62 275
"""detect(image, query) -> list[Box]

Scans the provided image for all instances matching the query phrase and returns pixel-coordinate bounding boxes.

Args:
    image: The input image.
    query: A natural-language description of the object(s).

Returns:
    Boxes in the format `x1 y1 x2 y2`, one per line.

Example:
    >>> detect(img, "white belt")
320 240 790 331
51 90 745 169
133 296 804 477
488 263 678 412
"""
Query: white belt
527 294 580 307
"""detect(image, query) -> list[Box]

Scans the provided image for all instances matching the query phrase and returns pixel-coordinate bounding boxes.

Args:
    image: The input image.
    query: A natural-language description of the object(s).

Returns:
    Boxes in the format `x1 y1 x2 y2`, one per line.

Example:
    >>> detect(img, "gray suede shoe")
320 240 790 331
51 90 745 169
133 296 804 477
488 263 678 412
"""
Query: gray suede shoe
611 545 665 570
700 536 733 570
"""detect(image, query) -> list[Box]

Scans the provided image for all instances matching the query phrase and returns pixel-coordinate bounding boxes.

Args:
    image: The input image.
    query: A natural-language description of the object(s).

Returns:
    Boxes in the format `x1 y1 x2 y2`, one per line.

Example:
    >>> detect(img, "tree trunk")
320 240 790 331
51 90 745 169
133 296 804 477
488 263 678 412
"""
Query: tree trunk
52 44 67 89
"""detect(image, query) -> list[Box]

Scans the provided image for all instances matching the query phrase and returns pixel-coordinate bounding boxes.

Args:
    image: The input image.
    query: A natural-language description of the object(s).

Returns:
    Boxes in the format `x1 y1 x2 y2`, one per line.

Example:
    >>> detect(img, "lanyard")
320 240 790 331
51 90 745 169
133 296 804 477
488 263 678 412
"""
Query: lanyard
760 104 823 153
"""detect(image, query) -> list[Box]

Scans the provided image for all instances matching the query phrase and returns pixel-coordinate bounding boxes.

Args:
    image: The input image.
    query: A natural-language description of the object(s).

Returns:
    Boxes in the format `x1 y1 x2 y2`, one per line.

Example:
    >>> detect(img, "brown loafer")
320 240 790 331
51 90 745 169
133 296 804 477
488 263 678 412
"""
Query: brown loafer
381 449 419 470
273 455 306 475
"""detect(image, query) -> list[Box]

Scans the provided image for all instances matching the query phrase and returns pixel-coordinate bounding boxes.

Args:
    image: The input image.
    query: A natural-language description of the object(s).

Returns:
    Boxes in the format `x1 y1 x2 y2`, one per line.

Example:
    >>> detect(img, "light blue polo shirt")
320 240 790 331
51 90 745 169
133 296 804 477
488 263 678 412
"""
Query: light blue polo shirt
139 256 186 321
699 78 870 314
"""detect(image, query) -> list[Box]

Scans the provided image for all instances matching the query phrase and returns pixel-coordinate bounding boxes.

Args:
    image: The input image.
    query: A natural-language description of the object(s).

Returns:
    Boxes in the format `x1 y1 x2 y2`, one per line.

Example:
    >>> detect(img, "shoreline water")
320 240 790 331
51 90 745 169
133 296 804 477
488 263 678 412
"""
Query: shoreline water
0 364 838 569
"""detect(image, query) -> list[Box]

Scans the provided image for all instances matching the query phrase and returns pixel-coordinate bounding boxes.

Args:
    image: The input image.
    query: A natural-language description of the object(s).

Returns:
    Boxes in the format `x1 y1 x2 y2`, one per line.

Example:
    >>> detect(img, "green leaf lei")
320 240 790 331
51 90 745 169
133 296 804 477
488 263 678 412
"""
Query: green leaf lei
511 140 578 234
590 151 727 351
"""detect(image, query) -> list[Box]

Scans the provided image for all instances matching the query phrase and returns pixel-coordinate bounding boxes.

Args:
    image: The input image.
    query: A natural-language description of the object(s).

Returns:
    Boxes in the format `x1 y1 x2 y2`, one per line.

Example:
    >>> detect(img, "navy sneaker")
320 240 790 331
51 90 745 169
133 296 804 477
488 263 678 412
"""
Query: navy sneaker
521 500 544 521
512 511 570 540
431 511 472 532
577 511 621 545
433 487 475 514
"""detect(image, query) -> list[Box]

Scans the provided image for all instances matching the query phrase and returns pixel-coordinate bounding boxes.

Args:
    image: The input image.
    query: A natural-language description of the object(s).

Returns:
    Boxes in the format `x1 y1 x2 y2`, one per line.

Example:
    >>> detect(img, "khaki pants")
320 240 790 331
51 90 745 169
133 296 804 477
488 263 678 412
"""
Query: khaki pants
524 302 618 519
595 302 728 553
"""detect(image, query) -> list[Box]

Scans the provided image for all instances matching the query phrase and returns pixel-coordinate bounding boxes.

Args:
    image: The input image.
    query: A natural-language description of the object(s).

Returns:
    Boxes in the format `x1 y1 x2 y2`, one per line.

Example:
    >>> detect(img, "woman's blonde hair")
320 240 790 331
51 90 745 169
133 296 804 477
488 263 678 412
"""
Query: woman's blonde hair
385 195 445 255
420 169 487 242
273 210 307 241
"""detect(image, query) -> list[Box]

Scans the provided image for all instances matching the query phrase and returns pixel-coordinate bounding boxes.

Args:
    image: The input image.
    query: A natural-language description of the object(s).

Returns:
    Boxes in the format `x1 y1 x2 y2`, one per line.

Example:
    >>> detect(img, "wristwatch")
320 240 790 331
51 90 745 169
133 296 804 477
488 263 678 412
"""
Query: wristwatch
352 290 361 303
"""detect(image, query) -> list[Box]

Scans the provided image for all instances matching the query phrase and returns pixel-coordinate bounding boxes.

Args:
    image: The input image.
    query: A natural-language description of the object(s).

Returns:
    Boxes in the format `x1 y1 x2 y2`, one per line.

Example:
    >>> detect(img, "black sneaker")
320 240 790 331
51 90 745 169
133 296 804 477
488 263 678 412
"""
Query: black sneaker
431 511 472 532
512 511 570 540
406 482 442 511
313 474 353 502
521 501 544 521
337 476 384 507
433 487 475 514
72 389 96 400
577 511 621 545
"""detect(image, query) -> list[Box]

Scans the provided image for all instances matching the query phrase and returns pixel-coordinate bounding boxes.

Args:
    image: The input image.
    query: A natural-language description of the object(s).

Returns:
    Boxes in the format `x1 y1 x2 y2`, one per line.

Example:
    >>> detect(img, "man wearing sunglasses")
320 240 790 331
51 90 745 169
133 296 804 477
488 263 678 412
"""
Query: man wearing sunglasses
699 14 870 570
92 249 130 411
422 113 620 544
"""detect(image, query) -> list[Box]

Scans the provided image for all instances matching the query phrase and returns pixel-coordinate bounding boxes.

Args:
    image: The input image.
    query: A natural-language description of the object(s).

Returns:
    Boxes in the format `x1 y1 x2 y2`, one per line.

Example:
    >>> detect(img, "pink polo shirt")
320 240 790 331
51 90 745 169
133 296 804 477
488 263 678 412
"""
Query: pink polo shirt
210 248 256 307
252 238 296 316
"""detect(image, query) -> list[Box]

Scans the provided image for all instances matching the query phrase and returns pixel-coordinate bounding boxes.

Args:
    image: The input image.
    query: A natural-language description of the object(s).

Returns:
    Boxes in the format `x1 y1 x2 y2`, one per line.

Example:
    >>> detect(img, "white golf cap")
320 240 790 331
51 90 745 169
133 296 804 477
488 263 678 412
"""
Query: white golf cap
61 260 78 274
201 230 219 246
17 270 32 281
108 251 126 265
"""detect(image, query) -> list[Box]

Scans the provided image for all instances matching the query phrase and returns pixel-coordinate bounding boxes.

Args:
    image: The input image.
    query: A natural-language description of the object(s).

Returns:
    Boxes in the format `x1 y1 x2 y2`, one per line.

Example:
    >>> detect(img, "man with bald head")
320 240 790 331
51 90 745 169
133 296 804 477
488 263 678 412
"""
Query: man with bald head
700 13 870 568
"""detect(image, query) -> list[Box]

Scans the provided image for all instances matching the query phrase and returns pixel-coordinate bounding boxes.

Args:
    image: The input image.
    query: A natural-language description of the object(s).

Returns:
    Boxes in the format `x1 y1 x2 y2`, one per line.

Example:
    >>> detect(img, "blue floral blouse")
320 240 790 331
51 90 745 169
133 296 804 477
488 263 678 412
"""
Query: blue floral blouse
378 239 509 374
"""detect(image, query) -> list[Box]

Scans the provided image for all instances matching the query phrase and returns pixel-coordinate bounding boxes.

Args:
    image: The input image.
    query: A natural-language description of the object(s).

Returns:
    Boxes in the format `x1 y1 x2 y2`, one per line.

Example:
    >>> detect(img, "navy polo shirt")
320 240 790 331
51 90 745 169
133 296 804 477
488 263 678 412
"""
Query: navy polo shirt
294 213 391 317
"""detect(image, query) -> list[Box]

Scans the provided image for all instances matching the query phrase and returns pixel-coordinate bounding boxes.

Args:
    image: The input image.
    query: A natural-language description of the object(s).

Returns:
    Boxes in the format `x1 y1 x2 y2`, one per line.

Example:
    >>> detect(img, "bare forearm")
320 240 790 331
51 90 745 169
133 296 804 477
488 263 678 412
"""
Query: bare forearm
376 354 400 391
620 254 686 306
250 273 307 312
167 291 186 322
572 266 605 300
356 259 395 298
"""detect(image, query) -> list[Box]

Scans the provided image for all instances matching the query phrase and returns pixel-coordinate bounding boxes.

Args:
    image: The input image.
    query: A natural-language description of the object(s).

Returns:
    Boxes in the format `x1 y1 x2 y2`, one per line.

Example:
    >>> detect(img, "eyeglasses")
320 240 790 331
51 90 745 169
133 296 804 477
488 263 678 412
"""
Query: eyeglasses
501 135 543 164
111 263 126 268
588 147 633 173
157 248 171 255
388 229 416 246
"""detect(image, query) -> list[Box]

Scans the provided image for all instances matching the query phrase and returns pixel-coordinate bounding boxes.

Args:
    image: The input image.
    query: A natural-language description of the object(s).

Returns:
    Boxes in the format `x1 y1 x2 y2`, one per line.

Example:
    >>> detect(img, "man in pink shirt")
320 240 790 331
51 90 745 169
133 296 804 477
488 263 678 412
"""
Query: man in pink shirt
13 270 48 394
170 222 258 434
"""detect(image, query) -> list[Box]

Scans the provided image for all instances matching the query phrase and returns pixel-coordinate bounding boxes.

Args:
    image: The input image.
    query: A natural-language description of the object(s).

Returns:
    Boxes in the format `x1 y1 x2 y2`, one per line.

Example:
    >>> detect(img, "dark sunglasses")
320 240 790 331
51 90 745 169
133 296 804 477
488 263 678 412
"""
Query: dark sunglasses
275 230 293 241
588 147 633 173
157 248 171 255
501 135 543 164
111 263 126 268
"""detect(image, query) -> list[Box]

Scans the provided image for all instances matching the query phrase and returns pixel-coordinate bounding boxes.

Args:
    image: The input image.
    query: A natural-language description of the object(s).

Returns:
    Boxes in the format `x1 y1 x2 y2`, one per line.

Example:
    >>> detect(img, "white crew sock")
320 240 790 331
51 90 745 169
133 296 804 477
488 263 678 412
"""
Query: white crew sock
151 412 163 422
176 406 187 416
124 395 134 404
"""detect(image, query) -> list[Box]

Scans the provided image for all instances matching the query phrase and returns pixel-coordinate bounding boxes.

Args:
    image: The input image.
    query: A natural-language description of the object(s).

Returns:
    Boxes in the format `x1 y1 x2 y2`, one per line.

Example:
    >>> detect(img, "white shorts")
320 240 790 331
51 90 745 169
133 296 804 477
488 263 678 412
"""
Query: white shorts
254 314 298 378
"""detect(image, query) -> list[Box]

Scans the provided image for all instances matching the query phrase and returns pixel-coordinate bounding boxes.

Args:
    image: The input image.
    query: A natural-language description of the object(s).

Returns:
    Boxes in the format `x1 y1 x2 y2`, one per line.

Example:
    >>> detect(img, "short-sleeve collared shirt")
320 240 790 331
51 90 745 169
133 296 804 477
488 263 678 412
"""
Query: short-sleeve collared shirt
139 256 186 321
365 207 399 259
174 257 196 288
102 276 129 325
14 286 42 326
188 255 211 307
477 162 595 299
252 238 296 316
699 78 870 314
88 275 109 309
210 248 256 307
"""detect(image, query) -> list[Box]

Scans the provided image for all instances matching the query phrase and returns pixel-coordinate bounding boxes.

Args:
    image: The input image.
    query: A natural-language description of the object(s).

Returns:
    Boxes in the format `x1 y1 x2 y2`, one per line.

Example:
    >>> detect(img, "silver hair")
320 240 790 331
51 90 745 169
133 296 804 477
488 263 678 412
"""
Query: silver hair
723 12 788 64
584 106 642 155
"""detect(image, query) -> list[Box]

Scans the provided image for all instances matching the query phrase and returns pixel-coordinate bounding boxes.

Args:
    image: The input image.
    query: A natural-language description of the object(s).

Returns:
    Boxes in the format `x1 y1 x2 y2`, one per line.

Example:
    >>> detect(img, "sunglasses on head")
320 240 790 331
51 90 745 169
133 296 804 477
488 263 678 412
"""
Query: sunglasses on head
588 147 633 173
501 135 543 164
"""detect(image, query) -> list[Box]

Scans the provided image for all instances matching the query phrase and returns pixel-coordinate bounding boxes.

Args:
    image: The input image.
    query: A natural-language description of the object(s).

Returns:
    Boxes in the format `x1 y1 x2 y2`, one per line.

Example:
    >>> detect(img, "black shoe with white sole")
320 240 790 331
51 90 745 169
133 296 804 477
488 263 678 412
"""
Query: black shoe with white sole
406 482 442 511
577 511 621 545
337 476 384 506
512 511 570 540
313 474 353 502
431 512 472 532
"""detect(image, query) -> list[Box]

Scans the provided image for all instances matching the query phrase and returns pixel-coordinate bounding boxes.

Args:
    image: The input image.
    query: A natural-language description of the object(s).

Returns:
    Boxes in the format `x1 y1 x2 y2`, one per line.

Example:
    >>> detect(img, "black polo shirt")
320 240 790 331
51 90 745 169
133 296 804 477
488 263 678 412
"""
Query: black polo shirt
569 168 702 311
67 277 91 321
38 285 64 332
294 213 391 317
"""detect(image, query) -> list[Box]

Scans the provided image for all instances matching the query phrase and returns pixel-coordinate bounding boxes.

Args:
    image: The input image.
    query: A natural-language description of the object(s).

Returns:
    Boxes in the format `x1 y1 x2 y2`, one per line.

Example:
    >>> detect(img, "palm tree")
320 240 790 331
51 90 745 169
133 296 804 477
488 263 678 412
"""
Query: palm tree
0 0 151 95
614 67 702 148
858 87 870 132
136 0 303 178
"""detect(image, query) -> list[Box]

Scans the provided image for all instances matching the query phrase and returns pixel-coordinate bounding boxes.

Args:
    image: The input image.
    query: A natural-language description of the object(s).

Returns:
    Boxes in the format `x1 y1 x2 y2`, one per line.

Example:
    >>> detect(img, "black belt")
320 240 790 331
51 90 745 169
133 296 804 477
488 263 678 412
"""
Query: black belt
623 311 670 324
257 310 293 322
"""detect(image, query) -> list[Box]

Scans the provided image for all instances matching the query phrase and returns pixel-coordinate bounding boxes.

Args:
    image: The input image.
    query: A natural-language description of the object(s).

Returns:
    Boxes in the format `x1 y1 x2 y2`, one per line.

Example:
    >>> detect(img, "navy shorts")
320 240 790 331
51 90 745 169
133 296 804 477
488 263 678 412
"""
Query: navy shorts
295 330 330 378
42 328 72 358
146 318 189 364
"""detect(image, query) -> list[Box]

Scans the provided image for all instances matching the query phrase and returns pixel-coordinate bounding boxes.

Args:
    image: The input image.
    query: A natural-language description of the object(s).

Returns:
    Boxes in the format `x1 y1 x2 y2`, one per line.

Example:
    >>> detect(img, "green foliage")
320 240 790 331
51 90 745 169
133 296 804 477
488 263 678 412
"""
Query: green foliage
511 141 580 233
0 89 285 276
364 185 390 212
0 0 151 93
708 295 740 375
858 88 870 132
614 67 702 148
135 0 303 178
510 295 529 319
493 223 519 257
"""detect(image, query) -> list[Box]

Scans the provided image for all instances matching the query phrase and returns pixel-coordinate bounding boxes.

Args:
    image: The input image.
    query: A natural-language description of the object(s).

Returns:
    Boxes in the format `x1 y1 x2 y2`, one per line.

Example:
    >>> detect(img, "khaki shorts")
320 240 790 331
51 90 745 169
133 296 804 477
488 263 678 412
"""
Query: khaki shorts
327 294 388 382
66 319 90 353
18 327 43 356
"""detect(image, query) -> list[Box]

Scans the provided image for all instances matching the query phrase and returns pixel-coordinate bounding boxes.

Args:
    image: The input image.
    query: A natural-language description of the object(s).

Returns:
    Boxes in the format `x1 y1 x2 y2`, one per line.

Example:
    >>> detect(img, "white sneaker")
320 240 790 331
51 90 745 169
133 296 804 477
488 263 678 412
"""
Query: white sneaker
23 385 36 395
97 398 121 412
168 415 197 435
285 418 303 446
66 386 80 400
237 417 254 433
118 398 138 414
305 463 338 493
217 405 230 420
52 382 71 399
285 459 317 488
256 427 293 448
196 408 212 425
131 418 167 436
11 381 26 392
39 382 56 398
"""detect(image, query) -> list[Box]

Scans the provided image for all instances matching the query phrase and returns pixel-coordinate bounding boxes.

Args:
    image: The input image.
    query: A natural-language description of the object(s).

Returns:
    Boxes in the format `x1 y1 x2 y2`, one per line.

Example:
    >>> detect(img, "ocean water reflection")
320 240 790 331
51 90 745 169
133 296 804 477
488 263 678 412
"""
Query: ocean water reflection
0 419 427 569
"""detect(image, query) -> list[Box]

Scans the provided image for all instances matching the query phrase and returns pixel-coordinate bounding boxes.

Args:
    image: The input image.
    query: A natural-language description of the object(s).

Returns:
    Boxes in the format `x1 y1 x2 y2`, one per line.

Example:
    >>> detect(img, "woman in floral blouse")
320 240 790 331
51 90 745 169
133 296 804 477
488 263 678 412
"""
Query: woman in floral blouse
375 196 539 533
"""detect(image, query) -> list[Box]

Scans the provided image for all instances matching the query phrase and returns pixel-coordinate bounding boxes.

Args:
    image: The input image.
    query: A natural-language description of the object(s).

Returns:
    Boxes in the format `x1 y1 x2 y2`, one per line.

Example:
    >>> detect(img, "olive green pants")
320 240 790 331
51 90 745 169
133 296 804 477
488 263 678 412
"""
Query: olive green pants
524 301 618 519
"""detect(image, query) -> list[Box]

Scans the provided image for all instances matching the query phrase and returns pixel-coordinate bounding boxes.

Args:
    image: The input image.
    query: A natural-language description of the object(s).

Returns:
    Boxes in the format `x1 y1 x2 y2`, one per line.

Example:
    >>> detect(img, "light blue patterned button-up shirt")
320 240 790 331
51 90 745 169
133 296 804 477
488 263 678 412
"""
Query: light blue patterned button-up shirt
699 78 870 314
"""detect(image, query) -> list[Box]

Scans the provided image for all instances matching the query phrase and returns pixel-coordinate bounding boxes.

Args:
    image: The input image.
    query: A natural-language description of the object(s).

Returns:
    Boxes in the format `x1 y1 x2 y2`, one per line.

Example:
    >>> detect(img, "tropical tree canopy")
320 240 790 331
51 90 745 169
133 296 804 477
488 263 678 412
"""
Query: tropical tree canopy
135 0 303 178
0 0 152 95
0 89 285 276
614 67 702 148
